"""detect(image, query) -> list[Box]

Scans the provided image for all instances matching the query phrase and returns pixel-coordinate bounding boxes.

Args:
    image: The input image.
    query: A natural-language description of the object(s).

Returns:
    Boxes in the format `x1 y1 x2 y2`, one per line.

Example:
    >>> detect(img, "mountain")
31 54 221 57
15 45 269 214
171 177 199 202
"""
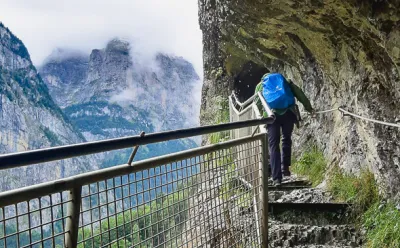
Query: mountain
0 22 98 191
198 0 400 197
40 39 201 167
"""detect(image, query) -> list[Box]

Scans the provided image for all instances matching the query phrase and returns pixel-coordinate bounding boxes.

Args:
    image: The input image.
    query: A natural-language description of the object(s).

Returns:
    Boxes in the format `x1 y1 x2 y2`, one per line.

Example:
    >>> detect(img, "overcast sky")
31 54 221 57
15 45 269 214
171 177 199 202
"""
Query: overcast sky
0 0 203 75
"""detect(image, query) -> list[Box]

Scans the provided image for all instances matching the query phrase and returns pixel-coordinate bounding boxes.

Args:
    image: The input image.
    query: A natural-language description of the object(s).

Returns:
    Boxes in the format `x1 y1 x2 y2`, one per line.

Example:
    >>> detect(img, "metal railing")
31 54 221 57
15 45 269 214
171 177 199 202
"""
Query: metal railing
301 106 400 128
0 118 272 248
228 92 273 248
229 91 274 140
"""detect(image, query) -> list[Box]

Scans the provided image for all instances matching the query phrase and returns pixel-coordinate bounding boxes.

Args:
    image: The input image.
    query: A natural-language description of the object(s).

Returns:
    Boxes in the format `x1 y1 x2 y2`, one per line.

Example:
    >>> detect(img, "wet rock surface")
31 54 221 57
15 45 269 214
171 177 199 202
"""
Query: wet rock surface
269 221 362 248
268 175 310 186
269 175 334 203
198 0 400 198
182 170 362 247
292 246 358 248
268 175 361 247
270 188 333 203
181 166 261 248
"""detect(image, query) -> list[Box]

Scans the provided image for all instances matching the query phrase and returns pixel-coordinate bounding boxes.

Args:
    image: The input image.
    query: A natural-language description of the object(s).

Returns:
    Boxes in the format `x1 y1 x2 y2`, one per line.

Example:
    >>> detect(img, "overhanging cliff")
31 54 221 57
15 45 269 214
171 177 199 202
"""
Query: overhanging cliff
198 0 400 197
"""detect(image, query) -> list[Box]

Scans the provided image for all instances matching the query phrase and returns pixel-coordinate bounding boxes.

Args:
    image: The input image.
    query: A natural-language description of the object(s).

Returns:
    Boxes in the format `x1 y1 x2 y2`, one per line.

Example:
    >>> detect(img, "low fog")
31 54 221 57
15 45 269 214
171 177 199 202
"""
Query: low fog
0 0 203 76
109 42 202 130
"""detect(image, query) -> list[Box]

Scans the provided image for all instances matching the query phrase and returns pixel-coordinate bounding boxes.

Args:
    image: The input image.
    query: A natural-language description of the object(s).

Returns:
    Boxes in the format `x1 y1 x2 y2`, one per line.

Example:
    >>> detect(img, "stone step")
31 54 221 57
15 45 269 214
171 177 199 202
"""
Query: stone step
269 188 333 203
269 223 362 247
268 180 312 187
269 185 311 191
293 245 360 248
268 175 312 187
268 202 351 225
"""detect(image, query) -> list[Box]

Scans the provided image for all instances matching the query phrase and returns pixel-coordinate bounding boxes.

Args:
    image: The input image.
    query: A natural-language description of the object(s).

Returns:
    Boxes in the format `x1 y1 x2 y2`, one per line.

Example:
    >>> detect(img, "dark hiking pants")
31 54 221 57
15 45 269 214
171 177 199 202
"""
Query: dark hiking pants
267 110 297 181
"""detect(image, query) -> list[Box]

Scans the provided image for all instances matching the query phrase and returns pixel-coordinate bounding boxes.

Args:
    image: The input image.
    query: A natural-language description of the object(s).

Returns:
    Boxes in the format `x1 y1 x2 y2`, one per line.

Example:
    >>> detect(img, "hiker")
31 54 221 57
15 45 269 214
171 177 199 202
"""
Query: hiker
254 73 314 186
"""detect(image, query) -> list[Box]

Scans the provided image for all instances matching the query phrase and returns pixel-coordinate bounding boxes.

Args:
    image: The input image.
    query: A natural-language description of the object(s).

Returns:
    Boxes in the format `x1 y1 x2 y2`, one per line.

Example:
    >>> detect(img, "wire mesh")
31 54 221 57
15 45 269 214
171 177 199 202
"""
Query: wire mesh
76 139 263 248
0 137 264 248
0 192 70 248
229 95 265 140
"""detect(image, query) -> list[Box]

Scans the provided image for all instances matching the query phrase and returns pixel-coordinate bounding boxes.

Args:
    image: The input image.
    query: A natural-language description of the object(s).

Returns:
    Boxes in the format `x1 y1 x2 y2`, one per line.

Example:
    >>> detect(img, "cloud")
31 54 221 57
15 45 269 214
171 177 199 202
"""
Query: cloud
108 46 202 132
0 0 204 77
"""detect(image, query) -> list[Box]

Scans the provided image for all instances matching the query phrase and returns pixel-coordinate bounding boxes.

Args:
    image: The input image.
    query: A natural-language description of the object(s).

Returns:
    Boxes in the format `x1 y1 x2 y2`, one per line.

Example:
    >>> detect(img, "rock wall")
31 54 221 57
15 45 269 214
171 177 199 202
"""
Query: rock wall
0 23 97 191
198 0 400 197
40 40 201 167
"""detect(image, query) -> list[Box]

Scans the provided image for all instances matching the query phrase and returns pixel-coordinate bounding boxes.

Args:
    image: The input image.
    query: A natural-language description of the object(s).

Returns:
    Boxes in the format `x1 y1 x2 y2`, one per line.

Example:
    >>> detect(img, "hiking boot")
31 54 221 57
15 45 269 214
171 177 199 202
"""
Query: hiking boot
273 179 282 186
282 169 291 177
282 166 291 177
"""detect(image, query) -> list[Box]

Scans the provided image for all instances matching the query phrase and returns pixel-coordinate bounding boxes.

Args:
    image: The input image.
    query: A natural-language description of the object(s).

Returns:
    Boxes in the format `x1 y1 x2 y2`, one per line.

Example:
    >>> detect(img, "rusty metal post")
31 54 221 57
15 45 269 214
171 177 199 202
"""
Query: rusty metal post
128 131 145 165
65 187 82 248
261 133 269 247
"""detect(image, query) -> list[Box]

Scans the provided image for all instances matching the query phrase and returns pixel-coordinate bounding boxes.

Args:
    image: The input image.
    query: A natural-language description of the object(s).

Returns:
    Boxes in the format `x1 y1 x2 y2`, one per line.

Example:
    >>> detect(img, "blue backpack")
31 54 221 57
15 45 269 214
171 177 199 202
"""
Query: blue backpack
262 73 295 109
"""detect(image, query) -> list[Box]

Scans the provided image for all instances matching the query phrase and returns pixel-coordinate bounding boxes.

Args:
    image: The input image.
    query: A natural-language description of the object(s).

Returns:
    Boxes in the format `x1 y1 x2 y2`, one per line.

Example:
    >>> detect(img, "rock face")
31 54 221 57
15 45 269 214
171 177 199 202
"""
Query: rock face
39 48 89 108
0 23 97 191
198 0 400 197
40 39 201 166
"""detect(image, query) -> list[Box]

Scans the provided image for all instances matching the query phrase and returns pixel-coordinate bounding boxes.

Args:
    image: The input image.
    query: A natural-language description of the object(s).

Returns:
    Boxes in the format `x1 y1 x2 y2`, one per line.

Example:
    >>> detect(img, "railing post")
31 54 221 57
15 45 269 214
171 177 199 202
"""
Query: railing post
261 133 269 248
65 187 82 248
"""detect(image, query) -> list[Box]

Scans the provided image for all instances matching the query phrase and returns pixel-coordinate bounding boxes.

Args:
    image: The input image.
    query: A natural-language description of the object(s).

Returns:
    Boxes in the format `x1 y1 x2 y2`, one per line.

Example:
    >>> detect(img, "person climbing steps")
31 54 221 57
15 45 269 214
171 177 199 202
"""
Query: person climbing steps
254 73 314 186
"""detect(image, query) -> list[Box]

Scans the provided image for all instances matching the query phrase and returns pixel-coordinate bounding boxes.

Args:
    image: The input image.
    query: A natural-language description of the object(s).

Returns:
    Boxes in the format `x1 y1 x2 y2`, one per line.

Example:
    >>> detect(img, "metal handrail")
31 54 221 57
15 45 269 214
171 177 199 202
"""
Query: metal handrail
0 131 269 248
230 91 274 119
0 117 274 170
229 95 254 117
301 106 400 128
231 92 256 108
0 95 273 248
0 133 265 207
339 107 400 128
231 91 275 119
257 91 275 118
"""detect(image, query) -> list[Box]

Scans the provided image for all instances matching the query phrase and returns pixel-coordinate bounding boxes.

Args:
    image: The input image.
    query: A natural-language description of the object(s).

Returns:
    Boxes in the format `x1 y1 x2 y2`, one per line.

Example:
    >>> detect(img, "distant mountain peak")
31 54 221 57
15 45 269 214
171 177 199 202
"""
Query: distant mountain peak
0 23 97 190
155 52 200 82
41 38 201 133
105 38 130 55
0 22 31 61
43 48 88 64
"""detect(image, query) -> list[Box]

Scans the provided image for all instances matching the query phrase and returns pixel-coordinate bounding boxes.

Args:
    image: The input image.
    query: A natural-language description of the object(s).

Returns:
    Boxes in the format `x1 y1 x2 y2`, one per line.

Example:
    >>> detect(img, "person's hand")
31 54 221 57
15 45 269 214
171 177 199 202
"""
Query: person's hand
310 110 316 118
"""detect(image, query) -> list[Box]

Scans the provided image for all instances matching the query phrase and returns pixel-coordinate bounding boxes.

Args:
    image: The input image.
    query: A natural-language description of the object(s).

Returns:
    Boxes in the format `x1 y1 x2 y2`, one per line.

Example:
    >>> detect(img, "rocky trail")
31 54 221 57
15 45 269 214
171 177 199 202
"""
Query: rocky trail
268 175 363 247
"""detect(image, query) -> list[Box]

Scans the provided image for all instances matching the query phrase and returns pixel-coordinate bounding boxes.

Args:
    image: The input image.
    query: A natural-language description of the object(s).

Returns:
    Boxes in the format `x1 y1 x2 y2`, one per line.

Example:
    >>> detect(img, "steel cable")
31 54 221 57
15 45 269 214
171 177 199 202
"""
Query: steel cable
301 107 400 128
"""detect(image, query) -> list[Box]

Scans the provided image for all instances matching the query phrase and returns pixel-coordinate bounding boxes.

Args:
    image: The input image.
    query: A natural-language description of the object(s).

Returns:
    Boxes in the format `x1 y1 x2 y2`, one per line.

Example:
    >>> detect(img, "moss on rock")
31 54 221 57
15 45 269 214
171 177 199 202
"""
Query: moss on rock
199 0 400 197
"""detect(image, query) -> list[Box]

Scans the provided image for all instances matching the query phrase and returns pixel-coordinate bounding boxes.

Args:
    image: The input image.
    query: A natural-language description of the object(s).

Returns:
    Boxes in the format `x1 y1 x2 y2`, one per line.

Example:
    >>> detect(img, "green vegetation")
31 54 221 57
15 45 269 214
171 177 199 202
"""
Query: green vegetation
208 96 230 145
1 65 85 141
291 146 327 186
101 139 197 169
0 185 190 248
328 167 379 215
0 66 68 121
219 158 237 201
77 189 188 248
0 223 44 247
64 102 151 137
0 22 31 60
292 146 400 247
326 167 400 248
0 66 15 101
292 146 379 212
363 202 400 248
42 126 62 146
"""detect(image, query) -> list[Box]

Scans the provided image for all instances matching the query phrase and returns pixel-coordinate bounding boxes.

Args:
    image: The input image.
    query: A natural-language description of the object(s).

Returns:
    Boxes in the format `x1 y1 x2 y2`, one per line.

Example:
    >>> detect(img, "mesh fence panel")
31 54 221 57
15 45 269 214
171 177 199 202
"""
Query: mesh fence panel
229 96 265 141
0 137 265 248
77 140 263 248
0 193 70 248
